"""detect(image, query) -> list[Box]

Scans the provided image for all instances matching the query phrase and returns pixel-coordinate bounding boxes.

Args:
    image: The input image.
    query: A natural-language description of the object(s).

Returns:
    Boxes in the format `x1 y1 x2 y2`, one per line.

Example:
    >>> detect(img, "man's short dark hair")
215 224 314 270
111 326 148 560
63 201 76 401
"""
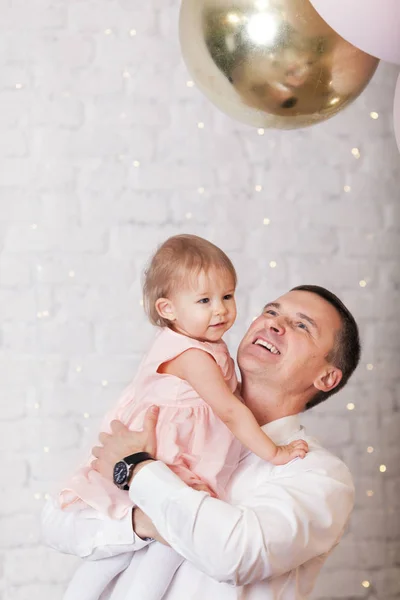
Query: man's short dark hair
291 285 361 410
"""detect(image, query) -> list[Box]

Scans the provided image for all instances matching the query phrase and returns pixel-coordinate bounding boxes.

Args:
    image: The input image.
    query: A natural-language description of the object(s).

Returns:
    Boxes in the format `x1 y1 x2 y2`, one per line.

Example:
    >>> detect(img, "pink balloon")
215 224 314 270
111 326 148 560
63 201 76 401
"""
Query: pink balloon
394 73 400 153
309 0 400 64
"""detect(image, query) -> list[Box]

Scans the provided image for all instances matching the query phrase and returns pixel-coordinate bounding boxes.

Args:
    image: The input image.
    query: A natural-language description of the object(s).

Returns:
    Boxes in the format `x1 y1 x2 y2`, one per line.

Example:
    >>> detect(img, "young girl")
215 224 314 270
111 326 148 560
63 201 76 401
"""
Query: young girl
60 234 308 600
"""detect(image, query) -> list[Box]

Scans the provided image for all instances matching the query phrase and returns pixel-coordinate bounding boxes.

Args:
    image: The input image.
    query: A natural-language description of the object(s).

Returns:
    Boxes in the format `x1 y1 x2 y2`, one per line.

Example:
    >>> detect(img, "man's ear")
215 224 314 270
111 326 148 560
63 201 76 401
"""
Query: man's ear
155 298 176 322
314 366 342 394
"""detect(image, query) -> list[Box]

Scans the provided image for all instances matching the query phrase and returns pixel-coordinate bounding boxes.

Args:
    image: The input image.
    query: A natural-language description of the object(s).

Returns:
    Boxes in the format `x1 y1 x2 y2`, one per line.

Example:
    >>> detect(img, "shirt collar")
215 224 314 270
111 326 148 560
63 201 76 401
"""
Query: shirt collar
261 414 302 445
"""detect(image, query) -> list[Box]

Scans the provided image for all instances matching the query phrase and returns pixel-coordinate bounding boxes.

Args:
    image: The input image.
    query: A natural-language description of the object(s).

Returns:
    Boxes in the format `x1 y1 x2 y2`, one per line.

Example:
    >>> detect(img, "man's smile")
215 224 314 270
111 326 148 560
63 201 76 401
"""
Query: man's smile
252 334 282 355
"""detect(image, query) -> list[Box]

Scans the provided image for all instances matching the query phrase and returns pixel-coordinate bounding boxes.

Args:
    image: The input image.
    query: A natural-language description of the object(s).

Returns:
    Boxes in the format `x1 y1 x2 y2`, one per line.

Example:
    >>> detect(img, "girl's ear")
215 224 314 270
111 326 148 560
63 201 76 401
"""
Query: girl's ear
155 298 176 322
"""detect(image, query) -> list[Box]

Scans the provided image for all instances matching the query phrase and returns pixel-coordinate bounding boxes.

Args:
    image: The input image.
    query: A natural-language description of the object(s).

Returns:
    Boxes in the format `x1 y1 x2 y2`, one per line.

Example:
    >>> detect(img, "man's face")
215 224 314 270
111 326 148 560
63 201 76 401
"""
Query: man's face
237 290 342 397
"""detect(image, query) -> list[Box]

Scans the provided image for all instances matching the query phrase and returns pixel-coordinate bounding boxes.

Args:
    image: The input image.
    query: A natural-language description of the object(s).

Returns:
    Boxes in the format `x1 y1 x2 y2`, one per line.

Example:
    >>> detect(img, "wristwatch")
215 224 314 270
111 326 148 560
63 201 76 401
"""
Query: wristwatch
113 451 155 490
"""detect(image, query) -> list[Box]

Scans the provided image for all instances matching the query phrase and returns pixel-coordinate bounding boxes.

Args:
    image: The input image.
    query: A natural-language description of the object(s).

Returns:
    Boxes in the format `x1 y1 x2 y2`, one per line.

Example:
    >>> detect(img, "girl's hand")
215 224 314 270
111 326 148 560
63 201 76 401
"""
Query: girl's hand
270 439 309 466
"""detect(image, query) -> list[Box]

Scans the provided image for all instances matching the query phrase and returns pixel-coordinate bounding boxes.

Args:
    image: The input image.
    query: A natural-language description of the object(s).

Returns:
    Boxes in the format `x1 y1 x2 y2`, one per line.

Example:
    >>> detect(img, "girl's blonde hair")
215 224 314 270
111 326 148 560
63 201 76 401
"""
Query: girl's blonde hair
143 234 237 327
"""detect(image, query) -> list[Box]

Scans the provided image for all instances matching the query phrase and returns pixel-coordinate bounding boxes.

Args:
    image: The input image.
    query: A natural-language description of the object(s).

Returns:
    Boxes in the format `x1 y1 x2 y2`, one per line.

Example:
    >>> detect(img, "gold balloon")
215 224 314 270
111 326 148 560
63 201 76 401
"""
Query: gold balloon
179 0 379 129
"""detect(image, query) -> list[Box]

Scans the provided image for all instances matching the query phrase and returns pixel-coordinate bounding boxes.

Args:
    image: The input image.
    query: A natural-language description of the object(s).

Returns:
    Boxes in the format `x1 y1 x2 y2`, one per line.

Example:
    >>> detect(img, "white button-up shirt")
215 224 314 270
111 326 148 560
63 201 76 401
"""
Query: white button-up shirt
42 415 354 599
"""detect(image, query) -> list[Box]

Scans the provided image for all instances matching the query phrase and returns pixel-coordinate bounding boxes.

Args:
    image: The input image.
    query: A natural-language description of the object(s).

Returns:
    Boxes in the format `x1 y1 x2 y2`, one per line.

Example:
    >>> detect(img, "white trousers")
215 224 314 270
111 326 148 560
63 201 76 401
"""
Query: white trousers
64 543 183 600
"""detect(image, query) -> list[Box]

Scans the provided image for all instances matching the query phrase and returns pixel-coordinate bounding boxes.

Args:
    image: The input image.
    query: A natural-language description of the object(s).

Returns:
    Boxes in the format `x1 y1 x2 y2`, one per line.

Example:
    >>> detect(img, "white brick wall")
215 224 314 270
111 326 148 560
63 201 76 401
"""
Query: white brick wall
1 1 399 598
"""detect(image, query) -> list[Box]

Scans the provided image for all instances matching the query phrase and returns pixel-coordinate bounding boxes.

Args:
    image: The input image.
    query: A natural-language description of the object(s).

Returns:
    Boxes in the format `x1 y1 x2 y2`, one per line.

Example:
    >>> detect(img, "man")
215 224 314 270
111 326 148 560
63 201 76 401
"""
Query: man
42 285 361 600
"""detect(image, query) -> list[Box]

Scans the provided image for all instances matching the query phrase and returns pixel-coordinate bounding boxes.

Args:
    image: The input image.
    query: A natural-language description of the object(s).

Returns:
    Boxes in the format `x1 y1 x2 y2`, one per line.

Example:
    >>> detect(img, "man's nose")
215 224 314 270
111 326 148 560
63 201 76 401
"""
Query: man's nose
268 318 285 335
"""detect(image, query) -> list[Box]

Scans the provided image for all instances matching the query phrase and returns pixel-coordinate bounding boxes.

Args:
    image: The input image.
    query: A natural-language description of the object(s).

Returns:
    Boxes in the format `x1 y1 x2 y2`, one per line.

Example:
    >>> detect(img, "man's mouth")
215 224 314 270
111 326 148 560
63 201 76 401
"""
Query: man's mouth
253 338 281 355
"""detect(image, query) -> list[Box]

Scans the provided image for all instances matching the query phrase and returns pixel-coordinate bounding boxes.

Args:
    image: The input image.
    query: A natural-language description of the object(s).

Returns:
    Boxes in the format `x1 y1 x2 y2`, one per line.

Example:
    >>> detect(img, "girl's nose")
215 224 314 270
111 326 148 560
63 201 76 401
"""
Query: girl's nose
215 301 227 316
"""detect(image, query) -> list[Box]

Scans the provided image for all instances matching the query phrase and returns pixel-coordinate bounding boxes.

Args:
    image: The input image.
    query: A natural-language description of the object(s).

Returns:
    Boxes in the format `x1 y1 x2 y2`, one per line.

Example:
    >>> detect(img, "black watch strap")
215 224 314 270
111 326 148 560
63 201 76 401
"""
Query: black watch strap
113 452 155 491
124 451 155 466
125 451 155 488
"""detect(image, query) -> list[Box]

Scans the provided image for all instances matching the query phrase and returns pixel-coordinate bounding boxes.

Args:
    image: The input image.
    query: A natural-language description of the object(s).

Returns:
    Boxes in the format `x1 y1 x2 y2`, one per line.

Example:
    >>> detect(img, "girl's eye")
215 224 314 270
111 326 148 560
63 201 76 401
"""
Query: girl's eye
198 298 209 304
224 294 233 300
297 322 308 331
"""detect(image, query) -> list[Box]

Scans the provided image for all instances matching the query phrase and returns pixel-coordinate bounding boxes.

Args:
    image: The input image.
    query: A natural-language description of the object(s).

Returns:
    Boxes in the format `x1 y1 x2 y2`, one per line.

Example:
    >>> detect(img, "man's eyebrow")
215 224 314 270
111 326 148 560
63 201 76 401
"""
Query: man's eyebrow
263 302 280 311
297 313 319 332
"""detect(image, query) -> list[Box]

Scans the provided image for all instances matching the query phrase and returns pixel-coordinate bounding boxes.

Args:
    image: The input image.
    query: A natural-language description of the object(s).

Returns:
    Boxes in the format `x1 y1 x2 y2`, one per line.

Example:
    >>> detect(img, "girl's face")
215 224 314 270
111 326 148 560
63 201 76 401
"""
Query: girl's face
160 268 237 343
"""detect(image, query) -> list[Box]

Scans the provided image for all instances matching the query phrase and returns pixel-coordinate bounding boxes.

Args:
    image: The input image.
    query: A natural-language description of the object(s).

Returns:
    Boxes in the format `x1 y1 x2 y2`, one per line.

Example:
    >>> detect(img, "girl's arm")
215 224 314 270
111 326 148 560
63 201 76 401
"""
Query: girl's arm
159 349 307 464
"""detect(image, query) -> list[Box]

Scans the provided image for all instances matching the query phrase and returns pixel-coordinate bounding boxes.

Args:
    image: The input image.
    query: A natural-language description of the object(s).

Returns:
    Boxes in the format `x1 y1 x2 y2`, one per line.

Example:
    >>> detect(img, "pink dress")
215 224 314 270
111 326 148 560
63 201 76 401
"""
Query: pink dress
60 328 243 519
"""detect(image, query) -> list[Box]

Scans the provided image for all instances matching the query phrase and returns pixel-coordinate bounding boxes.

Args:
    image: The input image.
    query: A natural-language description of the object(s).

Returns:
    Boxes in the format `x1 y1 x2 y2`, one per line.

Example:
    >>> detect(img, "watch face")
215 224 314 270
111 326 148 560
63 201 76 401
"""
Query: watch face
113 461 128 486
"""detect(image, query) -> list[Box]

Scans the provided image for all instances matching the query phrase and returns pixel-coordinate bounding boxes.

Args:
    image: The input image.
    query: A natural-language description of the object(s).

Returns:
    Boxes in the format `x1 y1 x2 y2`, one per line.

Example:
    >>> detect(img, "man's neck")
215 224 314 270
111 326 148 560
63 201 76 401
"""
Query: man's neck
240 375 304 426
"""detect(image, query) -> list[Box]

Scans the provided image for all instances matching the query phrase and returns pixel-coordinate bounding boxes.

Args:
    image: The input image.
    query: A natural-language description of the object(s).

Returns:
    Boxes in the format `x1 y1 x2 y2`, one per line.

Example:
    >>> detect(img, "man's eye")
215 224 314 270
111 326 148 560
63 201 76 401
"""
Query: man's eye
297 322 308 330
198 298 209 304
266 309 277 316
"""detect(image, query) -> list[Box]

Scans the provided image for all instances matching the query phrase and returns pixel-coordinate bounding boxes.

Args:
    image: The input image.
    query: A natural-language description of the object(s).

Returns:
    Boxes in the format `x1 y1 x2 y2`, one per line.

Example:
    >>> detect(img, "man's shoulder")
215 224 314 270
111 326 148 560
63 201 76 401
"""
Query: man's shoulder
287 435 354 489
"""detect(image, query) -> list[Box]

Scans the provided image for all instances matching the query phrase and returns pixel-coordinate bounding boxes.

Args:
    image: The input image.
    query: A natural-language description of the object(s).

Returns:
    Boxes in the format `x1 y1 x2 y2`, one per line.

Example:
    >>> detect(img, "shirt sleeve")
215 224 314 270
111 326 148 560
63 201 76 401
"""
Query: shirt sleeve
41 496 152 560
129 459 354 586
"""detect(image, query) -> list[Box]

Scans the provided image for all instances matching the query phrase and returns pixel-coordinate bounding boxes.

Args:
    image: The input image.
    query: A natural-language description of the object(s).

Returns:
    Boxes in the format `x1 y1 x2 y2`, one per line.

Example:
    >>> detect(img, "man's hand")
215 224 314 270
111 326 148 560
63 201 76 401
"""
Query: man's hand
133 508 169 546
91 405 159 480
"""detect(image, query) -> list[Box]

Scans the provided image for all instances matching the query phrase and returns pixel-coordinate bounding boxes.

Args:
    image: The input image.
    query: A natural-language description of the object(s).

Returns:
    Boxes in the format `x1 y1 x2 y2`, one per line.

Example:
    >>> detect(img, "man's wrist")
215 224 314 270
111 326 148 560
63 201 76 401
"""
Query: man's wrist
113 452 156 490
128 459 156 485
131 507 155 542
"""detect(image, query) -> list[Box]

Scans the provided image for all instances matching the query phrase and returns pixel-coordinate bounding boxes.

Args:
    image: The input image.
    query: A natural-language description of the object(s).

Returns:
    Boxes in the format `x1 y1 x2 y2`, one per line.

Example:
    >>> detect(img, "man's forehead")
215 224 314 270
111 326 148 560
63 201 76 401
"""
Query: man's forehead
267 290 318 309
